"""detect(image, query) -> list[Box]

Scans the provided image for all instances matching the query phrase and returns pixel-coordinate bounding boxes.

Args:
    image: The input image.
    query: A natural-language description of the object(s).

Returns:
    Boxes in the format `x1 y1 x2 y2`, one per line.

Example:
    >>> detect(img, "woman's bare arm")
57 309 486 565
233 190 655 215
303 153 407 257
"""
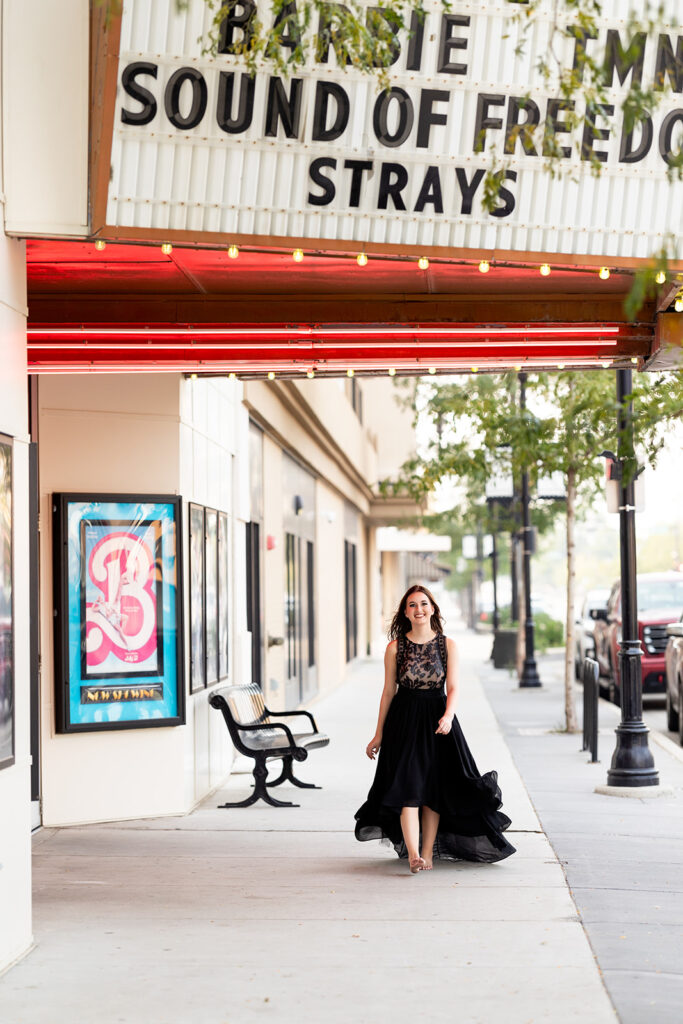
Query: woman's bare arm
436 636 459 735
366 642 398 759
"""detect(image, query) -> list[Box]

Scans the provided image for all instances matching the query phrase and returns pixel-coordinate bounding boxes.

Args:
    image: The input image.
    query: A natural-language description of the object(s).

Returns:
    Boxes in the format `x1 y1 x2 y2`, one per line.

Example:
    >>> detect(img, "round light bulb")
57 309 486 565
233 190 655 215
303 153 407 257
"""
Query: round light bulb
190 373 198 380
94 239 106 251
267 371 275 380
599 267 610 280
306 370 315 379
418 256 429 270
471 366 479 374
675 297 683 312
557 364 565 370
347 368 355 377
229 372 236 379
388 368 396 376
601 361 611 368
161 242 173 255
293 249 304 262
357 253 368 266
655 270 666 284
428 367 436 375
228 245 239 259
539 263 551 276
514 365 522 372
630 356 639 364
479 260 490 274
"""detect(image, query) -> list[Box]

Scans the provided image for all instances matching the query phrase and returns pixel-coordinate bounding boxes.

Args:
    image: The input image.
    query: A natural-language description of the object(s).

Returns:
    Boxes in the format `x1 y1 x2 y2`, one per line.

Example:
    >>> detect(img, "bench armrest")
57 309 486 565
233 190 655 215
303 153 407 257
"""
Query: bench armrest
237 720 298 748
263 707 319 733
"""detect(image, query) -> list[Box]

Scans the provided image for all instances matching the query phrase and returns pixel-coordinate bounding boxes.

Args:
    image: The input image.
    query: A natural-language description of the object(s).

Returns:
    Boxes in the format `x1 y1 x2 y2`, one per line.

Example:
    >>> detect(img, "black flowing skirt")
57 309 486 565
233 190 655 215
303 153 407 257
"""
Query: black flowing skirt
354 686 516 863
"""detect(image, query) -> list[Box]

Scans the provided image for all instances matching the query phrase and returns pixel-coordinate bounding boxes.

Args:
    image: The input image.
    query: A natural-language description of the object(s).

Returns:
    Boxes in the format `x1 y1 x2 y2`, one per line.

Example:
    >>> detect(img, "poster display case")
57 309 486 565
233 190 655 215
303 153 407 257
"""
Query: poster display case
53 494 184 732
0 436 13 768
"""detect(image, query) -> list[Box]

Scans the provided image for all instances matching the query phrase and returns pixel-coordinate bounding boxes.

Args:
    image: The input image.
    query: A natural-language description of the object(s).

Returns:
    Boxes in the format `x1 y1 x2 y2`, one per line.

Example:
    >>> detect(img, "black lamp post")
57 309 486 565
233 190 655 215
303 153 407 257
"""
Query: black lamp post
490 530 500 630
605 369 659 787
518 372 542 688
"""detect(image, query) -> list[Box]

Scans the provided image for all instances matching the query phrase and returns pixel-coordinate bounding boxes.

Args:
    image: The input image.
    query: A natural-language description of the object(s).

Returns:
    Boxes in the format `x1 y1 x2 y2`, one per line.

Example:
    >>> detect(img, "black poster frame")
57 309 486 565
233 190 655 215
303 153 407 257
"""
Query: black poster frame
0 434 14 770
52 493 185 733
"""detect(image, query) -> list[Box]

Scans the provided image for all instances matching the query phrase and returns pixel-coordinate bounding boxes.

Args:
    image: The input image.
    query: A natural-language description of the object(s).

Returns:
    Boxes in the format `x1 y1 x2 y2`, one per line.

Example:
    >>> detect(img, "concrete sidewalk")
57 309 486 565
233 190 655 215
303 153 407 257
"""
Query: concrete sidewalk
479 645 683 1024
0 632 616 1024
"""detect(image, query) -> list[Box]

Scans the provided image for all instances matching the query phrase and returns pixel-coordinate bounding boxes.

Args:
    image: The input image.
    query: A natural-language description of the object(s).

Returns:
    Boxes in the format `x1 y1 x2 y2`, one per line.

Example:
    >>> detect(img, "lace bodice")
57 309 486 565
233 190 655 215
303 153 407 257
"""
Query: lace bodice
396 634 447 690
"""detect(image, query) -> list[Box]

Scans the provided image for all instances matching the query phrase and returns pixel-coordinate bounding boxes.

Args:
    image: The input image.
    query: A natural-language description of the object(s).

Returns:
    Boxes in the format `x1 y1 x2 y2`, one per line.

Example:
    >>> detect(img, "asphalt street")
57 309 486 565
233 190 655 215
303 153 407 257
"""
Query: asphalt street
479 644 683 1024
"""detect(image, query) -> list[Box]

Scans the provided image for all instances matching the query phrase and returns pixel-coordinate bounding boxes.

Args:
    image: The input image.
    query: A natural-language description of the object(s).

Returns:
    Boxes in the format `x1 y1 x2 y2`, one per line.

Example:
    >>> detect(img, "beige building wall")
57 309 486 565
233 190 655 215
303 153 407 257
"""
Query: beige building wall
244 375 416 702
36 374 244 826
315 483 346 692
3 0 89 236
360 378 417 484
261 435 285 710
0 232 32 972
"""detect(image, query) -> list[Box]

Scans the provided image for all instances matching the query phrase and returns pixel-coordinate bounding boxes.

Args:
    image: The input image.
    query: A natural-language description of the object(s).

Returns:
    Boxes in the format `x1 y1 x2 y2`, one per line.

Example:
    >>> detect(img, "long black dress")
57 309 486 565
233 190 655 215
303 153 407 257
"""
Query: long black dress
354 634 515 863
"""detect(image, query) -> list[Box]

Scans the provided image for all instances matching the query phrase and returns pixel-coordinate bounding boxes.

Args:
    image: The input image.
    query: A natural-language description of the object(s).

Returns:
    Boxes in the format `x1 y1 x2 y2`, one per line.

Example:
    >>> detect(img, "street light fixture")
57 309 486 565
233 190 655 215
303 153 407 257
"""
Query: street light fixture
518 373 542 687
604 369 659 787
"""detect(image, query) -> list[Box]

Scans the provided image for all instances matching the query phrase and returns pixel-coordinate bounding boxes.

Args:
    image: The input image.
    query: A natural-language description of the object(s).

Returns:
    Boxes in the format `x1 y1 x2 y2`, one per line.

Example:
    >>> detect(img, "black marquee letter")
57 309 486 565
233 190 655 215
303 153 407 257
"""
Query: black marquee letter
273 1 302 53
603 30 647 88
455 168 485 215
406 10 426 72
473 94 505 153
164 68 208 130
659 109 683 165
619 117 653 163
655 34 683 93
581 103 614 163
417 90 449 149
504 96 540 156
344 160 374 207
312 82 350 142
543 99 575 158
217 72 255 134
490 170 517 218
437 14 470 75
308 158 337 206
121 62 158 126
373 89 414 148
218 1 256 52
377 163 408 210
414 167 443 213
265 77 303 138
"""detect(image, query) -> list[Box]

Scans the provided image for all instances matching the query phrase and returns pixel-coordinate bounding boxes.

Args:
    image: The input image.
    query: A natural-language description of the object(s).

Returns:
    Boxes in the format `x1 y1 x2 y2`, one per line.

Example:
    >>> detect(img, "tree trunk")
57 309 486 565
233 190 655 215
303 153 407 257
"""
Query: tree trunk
564 465 579 732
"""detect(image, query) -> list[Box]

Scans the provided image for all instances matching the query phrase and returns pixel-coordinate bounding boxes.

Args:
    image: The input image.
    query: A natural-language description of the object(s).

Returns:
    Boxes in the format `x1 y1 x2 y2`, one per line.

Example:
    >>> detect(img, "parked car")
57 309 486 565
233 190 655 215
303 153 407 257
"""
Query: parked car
593 571 683 704
665 614 683 744
574 589 610 679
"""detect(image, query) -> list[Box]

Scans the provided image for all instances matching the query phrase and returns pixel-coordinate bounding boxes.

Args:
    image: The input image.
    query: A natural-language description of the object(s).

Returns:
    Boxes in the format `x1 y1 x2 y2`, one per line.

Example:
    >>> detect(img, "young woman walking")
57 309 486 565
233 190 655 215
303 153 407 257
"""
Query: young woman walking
354 584 515 872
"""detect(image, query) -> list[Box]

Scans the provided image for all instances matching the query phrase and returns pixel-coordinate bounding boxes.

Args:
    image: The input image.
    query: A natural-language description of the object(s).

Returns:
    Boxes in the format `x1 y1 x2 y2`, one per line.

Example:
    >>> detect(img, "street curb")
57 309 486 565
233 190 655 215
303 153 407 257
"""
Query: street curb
650 728 683 764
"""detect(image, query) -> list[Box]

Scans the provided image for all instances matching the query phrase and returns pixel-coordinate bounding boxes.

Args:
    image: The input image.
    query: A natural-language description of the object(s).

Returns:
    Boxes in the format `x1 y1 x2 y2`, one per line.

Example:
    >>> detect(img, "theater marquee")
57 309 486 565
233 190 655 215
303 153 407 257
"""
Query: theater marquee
95 0 683 264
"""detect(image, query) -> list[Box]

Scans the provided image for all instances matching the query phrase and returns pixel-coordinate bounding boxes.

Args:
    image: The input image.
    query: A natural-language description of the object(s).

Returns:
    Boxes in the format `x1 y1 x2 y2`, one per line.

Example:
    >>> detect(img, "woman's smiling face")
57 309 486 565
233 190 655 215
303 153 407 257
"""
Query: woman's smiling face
404 591 434 627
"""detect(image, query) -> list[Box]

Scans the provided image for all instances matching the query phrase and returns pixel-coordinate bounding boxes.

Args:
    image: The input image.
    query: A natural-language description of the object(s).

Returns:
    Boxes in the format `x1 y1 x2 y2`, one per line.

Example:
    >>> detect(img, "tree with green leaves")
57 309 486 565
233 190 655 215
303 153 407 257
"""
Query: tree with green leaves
396 368 683 732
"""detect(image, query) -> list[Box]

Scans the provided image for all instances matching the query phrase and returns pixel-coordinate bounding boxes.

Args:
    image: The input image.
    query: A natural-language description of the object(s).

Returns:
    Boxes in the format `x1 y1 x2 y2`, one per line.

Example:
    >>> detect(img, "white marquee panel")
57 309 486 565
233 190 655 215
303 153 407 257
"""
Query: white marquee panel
107 0 683 260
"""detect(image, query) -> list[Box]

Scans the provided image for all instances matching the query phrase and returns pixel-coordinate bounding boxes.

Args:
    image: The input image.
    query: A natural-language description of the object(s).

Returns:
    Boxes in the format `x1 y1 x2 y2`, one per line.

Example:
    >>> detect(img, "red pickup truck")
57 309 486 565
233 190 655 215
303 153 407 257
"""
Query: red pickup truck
593 571 683 705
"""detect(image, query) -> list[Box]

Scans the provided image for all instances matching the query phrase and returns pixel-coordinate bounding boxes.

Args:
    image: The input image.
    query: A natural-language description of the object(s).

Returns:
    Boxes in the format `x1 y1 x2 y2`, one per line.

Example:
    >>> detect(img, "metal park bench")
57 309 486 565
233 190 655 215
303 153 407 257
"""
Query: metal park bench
208 683 330 808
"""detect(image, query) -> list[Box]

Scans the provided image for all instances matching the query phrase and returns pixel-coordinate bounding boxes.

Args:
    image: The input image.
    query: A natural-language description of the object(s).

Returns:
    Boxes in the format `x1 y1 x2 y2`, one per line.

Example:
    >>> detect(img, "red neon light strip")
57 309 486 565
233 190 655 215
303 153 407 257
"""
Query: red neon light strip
29 325 621 339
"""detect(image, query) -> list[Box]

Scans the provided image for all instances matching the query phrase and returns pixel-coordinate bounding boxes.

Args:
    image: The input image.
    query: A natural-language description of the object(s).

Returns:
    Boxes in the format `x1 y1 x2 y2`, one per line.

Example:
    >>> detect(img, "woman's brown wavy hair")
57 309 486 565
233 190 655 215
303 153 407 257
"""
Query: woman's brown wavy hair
388 584 444 640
